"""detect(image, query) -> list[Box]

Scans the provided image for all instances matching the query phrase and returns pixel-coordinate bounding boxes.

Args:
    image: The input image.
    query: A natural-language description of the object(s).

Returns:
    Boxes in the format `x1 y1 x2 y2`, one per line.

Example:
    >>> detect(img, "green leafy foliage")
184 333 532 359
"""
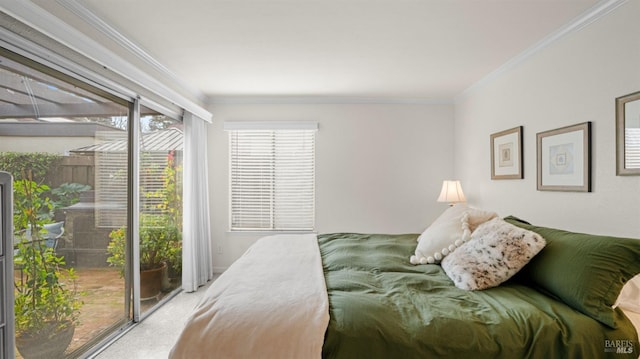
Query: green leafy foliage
106 227 126 277
107 214 182 276
13 179 53 232
139 214 181 271
12 177 82 336
0 152 62 184
142 150 182 225
2 151 90 223
50 182 91 208
108 151 183 276
14 242 82 336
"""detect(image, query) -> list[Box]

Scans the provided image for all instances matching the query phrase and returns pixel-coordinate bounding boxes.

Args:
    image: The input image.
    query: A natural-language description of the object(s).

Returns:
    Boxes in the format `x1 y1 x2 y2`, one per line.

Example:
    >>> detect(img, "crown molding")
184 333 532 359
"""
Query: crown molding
455 0 627 103
3 0 624 111
209 95 453 105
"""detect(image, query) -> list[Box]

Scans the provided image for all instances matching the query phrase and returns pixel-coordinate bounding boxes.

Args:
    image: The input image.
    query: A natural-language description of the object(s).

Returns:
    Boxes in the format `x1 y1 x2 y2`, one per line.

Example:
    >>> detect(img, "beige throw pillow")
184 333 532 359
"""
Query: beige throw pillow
615 274 640 313
410 204 497 265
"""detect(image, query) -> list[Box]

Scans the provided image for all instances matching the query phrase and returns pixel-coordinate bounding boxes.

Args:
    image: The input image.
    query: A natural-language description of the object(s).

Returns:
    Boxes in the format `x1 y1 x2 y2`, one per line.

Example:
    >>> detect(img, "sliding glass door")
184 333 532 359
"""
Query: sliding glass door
0 49 130 357
0 48 183 357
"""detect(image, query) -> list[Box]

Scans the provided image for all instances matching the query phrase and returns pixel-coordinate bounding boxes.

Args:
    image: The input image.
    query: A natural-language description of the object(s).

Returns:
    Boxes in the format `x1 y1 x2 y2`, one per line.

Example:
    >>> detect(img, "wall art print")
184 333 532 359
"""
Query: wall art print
490 126 523 180
536 122 591 192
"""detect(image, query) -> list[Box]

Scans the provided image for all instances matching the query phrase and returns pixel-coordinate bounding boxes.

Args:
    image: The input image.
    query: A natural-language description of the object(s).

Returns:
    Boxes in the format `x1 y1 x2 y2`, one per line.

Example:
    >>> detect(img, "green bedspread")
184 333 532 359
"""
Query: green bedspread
319 233 638 359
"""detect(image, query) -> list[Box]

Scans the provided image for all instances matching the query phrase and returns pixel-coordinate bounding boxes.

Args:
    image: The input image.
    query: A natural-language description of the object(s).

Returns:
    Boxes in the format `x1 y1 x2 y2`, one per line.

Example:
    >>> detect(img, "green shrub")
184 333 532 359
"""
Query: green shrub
14 241 82 336
107 214 182 275
12 177 82 337
0 152 62 184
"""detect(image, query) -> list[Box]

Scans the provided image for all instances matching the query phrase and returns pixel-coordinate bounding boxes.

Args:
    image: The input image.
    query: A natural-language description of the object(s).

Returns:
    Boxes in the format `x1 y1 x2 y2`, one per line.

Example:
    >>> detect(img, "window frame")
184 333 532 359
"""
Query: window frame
225 122 317 232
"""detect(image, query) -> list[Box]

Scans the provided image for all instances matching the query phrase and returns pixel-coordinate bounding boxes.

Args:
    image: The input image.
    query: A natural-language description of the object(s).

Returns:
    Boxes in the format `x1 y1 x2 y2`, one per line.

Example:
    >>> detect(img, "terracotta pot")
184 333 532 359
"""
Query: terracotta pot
140 262 166 300
16 321 74 359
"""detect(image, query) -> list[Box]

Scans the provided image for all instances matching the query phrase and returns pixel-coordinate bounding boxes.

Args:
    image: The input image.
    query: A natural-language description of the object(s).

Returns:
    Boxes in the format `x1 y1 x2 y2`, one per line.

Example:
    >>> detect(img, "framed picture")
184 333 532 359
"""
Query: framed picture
536 122 591 192
616 91 640 176
490 126 523 179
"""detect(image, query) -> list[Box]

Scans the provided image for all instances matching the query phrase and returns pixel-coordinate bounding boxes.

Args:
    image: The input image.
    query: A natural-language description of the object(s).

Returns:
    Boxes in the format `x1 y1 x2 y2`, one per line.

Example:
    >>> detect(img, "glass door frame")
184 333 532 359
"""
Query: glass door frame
1 171 16 359
0 45 184 355
129 98 142 322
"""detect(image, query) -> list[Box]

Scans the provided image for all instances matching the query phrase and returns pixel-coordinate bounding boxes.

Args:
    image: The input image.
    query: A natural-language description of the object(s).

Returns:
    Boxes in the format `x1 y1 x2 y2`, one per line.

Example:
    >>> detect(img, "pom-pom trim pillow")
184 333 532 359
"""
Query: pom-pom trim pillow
441 218 546 290
410 204 497 265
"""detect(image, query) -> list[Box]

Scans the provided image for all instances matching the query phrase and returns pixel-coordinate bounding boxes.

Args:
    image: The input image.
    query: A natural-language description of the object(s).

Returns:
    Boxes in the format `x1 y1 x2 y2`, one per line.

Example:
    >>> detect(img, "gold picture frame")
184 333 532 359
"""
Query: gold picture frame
537 122 591 192
490 126 523 180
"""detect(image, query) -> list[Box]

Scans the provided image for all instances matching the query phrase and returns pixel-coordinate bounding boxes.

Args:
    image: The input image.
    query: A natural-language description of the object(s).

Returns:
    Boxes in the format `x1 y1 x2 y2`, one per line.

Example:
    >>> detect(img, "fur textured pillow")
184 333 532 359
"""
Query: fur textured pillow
410 204 497 265
441 218 546 290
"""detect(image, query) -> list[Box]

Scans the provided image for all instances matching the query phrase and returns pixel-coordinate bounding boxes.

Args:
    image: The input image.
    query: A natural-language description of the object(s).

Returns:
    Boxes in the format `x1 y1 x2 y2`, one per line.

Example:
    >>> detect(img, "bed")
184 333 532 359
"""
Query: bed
169 212 640 358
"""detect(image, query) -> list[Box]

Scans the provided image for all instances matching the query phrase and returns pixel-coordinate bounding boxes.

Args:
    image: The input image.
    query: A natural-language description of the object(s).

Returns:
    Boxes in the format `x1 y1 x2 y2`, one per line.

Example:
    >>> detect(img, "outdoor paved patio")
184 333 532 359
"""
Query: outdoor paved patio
68 268 125 354
14 266 180 358
14 267 125 358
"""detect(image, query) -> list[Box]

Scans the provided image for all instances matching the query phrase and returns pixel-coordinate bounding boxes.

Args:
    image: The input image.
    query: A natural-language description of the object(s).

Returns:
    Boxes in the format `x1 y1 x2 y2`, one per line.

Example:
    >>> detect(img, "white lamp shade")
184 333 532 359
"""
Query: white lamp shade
437 180 466 204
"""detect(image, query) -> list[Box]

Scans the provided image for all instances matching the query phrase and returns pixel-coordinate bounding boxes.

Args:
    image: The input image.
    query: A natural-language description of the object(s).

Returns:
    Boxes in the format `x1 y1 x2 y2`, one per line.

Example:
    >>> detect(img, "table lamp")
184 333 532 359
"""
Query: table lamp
437 180 466 206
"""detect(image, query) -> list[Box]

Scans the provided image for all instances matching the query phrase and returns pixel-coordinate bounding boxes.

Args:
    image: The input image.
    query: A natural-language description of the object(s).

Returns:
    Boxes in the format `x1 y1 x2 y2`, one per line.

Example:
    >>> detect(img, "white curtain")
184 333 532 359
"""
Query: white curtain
182 111 213 292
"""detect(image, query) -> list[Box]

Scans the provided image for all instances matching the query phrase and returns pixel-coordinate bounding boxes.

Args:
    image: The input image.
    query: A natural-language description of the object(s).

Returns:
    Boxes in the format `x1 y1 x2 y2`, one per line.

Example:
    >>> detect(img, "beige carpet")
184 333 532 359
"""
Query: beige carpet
94 279 215 359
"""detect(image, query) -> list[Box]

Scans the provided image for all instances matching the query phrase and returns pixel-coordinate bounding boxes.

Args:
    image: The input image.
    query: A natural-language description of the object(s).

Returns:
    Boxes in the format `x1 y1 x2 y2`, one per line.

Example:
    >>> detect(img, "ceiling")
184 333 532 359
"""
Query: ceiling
30 0 601 102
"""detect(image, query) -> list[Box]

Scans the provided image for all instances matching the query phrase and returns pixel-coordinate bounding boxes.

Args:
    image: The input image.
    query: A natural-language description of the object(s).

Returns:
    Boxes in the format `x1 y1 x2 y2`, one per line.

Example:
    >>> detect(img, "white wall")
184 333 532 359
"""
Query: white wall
0 137 96 154
207 103 454 270
455 0 640 238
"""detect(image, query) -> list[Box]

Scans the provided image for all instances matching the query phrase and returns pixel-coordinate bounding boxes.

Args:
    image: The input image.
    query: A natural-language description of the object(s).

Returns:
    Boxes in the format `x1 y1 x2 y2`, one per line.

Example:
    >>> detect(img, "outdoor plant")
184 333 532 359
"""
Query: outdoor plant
107 151 183 276
0 152 62 184
156 150 183 275
50 182 91 209
140 214 181 270
143 150 182 225
14 180 90 227
106 226 126 277
107 214 182 275
14 241 81 337
13 177 82 344
12 176 53 231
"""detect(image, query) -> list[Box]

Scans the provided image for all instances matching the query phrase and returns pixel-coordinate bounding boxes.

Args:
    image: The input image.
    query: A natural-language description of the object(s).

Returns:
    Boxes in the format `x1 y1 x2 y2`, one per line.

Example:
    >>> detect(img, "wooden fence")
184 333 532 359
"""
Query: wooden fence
51 155 95 188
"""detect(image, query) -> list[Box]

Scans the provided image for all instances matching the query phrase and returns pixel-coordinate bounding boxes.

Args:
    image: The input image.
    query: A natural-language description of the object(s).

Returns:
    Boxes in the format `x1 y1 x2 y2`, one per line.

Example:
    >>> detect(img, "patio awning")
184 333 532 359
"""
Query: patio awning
0 55 124 119
0 54 155 120
69 127 183 154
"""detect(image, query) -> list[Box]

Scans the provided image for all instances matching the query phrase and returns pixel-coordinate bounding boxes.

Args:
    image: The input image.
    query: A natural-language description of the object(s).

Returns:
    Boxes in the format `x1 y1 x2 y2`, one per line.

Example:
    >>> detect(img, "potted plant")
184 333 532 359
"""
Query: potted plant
13 178 82 359
107 214 182 299
107 153 182 299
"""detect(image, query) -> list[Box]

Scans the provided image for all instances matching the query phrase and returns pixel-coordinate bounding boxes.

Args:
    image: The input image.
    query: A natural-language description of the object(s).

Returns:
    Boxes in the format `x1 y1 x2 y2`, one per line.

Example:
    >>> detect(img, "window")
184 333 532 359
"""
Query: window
226 122 317 231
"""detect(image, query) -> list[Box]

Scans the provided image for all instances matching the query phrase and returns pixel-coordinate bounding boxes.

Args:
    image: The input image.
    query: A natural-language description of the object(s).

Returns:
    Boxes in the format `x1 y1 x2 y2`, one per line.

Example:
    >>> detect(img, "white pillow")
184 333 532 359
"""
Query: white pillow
615 274 640 313
441 217 546 291
410 203 497 265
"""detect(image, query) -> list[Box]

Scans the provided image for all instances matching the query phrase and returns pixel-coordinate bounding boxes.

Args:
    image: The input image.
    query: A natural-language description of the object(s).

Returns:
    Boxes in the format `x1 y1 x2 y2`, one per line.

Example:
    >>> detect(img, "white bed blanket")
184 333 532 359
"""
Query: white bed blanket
169 234 330 358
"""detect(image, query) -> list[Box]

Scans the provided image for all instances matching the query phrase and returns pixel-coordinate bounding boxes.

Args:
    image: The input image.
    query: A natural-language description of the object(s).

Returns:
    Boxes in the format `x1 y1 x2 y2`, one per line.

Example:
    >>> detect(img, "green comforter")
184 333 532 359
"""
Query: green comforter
319 233 638 359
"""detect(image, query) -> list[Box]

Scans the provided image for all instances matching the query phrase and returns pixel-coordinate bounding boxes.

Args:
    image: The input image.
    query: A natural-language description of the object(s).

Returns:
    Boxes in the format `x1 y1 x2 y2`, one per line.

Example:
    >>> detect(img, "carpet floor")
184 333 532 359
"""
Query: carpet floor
94 278 215 359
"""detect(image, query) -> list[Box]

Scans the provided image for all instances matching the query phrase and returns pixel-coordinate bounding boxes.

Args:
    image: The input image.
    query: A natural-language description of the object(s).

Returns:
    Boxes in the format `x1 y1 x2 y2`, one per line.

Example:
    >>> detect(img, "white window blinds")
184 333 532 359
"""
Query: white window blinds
626 128 640 169
226 122 317 231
